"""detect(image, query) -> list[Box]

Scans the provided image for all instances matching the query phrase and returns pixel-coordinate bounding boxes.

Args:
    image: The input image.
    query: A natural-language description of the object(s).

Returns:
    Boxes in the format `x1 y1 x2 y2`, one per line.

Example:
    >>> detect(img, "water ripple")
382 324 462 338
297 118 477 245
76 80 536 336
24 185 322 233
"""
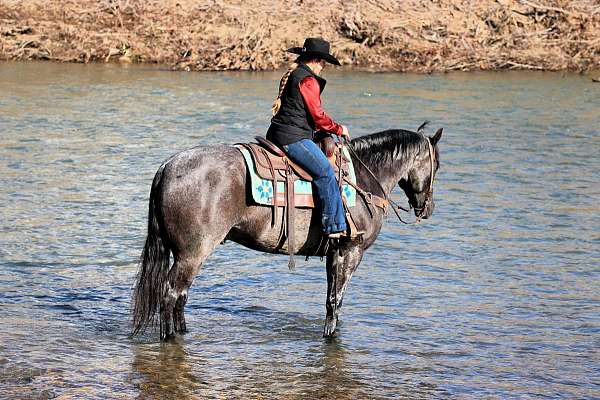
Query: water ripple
0 63 599 399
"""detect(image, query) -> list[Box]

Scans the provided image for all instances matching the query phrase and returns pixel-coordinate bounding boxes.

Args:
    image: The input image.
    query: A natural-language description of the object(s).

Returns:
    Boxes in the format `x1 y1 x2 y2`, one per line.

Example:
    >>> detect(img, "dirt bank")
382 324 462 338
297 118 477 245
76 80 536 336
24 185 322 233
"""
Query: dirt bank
1 0 599 72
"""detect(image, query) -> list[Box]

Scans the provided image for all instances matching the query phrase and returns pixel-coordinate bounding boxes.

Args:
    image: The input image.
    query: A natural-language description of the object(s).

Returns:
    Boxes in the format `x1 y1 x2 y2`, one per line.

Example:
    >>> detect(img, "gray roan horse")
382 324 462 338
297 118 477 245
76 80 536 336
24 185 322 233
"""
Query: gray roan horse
132 126 442 340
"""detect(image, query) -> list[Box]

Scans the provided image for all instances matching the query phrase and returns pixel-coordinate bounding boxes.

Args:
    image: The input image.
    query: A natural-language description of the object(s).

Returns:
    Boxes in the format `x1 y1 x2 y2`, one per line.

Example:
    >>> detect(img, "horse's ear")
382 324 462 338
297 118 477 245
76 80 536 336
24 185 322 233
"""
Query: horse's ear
430 128 443 146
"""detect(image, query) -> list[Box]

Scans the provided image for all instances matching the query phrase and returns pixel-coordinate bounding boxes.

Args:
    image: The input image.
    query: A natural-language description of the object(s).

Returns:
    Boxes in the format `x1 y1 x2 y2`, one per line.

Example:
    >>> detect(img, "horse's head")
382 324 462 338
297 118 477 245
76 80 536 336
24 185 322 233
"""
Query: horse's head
399 128 442 220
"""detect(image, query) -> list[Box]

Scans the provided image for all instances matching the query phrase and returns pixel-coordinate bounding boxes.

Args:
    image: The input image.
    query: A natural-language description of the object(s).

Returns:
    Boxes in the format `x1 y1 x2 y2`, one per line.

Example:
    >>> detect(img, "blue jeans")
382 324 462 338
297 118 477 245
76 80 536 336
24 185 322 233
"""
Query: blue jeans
284 139 347 234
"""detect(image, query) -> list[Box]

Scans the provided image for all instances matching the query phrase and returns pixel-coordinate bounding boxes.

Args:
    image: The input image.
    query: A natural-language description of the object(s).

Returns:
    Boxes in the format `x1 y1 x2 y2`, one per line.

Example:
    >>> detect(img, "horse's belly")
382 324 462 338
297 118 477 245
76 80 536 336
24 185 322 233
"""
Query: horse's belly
227 206 323 256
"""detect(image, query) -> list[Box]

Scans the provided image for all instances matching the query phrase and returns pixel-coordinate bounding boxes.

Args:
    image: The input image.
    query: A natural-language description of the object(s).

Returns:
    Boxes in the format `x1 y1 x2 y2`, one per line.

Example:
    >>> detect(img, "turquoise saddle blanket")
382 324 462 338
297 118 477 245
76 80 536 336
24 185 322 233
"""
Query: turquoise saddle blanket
237 146 357 208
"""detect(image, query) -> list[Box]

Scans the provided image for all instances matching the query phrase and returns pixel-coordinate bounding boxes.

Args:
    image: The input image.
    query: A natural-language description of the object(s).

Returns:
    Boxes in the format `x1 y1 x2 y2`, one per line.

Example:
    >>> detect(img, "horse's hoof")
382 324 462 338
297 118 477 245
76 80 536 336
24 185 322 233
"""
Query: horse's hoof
323 317 338 338
161 328 176 341
162 333 176 342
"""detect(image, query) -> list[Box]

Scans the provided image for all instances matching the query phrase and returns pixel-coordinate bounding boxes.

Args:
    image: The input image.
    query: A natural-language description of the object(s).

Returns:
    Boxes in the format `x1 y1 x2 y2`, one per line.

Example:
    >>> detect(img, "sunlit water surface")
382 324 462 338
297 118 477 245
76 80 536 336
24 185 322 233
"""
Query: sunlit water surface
1 62 599 399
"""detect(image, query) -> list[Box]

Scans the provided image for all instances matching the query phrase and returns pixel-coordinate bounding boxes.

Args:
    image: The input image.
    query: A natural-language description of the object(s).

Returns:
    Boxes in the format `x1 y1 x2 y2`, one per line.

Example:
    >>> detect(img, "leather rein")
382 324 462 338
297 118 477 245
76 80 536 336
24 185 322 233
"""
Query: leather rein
343 136 435 225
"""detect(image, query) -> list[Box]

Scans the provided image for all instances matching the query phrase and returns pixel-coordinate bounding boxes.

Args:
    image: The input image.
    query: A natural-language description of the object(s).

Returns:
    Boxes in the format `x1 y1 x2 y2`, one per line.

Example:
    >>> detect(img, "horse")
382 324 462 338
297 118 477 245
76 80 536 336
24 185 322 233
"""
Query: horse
131 126 443 340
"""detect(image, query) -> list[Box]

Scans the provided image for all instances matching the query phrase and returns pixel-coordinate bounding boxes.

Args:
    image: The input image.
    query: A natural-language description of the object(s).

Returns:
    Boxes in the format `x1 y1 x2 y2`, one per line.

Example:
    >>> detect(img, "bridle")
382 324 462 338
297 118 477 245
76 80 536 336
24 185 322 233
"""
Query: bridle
344 135 435 225
410 137 435 222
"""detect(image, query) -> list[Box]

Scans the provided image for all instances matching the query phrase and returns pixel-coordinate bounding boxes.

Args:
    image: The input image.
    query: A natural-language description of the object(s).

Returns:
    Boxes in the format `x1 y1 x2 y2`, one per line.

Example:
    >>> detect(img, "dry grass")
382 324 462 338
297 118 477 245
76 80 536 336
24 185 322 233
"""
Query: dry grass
1 0 599 72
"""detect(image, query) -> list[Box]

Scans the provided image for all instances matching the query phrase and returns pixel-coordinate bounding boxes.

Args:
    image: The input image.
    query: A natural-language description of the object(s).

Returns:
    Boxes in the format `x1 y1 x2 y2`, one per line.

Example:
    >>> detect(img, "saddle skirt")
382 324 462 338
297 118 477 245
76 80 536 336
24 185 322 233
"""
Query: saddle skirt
235 141 357 208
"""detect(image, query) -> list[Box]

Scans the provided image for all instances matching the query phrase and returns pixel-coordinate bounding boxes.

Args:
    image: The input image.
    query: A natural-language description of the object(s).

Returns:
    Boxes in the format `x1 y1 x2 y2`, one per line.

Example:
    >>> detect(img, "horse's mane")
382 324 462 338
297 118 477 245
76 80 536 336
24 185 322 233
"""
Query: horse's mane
350 129 427 169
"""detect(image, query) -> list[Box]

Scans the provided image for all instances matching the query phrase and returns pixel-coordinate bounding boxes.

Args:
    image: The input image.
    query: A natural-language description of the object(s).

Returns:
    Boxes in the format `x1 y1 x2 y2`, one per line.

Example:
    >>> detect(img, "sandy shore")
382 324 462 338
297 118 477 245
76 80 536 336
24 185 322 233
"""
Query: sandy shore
1 0 599 72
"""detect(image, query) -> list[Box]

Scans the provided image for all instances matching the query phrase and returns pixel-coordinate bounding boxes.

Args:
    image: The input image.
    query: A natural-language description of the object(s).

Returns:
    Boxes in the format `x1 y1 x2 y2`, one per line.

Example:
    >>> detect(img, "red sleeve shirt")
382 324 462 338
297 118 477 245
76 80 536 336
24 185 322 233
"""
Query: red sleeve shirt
298 76 343 136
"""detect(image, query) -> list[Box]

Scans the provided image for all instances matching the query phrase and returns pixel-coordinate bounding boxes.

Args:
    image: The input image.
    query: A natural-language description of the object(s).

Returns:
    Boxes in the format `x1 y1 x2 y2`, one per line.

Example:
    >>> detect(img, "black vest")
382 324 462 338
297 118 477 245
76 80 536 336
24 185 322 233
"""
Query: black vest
267 63 326 147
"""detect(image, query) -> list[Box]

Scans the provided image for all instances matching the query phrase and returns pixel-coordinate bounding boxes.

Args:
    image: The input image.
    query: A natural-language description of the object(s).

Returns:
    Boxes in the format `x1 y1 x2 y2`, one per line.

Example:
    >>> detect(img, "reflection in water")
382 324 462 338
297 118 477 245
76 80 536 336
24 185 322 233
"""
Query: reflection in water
131 338 203 400
0 62 598 399
303 340 366 400
300 340 445 400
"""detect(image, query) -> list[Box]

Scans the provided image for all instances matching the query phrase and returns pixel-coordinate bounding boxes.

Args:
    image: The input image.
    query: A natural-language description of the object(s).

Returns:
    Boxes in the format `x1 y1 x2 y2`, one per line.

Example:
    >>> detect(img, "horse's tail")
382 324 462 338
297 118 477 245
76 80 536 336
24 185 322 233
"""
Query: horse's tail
131 163 171 337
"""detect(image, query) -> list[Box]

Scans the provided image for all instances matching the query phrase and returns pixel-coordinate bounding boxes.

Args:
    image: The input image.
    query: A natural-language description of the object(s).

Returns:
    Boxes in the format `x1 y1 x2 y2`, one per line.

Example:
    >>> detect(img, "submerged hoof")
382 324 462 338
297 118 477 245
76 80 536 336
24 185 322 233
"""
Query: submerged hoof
323 317 338 338
160 323 176 341
162 332 177 342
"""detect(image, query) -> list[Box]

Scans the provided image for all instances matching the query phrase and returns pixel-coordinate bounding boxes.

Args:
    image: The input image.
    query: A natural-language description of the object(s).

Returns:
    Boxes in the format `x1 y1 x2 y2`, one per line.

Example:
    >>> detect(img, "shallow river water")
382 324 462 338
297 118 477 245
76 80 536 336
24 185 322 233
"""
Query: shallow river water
1 62 599 399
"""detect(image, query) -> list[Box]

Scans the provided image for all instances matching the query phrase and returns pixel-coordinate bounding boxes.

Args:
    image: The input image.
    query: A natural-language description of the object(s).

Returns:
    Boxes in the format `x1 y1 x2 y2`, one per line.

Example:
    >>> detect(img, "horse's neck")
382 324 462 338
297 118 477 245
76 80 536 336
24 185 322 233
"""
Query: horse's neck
354 156 407 198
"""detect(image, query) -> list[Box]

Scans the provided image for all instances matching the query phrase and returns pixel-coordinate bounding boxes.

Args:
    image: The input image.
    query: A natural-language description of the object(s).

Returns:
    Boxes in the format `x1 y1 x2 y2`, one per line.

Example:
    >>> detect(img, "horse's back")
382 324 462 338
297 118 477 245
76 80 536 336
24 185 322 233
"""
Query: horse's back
161 144 242 177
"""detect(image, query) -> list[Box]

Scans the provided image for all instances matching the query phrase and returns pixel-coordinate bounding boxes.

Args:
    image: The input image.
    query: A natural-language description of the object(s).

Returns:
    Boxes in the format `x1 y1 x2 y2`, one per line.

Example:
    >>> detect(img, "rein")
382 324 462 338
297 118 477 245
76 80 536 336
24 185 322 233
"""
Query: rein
343 136 435 225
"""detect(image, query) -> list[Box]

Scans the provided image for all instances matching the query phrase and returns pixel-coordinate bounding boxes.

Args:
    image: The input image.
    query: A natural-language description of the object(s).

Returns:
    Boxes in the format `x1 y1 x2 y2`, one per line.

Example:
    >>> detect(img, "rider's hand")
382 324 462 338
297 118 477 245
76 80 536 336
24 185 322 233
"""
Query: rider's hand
340 125 350 139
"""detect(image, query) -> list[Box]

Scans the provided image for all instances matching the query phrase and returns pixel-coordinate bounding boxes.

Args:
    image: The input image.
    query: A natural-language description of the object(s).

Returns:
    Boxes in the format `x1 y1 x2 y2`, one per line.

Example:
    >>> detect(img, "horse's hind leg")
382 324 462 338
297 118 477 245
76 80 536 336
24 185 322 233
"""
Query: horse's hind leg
172 255 209 334
162 232 227 339
173 293 188 334
161 254 203 339
160 277 178 340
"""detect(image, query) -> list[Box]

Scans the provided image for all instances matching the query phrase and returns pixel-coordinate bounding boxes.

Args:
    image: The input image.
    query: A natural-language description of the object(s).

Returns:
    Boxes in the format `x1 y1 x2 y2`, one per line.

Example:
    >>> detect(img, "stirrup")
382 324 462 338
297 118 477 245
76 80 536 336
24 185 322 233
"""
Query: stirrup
327 232 344 239
326 230 365 244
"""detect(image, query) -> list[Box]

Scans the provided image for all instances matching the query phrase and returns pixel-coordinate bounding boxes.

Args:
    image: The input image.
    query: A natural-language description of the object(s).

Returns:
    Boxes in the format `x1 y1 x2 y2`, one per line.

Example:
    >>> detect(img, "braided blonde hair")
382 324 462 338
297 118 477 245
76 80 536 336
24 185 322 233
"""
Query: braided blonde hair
272 63 298 116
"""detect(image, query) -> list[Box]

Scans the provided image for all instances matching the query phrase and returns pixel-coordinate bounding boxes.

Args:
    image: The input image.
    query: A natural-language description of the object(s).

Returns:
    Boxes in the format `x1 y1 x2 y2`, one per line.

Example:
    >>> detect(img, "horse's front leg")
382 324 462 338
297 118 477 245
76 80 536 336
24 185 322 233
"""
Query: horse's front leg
323 243 364 338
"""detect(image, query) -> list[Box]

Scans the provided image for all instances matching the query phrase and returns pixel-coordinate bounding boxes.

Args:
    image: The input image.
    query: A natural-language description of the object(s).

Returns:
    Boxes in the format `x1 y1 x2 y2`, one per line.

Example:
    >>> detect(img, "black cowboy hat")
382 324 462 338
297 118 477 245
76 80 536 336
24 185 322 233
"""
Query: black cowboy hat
287 37 341 66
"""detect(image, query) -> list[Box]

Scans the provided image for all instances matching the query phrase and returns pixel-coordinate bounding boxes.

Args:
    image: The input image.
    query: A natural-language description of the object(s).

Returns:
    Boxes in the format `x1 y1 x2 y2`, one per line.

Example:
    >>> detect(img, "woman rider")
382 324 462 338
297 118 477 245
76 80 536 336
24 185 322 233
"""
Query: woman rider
266 37 349 238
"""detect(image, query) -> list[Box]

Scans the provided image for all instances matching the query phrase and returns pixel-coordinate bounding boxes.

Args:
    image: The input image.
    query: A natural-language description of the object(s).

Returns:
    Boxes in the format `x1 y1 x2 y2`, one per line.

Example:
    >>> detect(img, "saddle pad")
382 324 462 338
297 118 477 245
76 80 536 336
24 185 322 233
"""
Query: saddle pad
236 146 356 208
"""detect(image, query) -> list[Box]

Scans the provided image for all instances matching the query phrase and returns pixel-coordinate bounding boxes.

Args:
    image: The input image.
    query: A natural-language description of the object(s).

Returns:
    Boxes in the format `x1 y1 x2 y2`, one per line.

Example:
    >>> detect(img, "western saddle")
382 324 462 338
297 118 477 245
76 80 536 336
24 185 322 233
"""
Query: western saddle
238 135 362 269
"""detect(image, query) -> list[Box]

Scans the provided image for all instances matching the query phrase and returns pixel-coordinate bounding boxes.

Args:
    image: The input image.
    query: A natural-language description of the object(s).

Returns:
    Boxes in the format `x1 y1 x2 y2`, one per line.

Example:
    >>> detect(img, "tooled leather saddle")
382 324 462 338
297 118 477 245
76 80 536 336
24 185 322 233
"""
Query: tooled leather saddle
237 136 361 270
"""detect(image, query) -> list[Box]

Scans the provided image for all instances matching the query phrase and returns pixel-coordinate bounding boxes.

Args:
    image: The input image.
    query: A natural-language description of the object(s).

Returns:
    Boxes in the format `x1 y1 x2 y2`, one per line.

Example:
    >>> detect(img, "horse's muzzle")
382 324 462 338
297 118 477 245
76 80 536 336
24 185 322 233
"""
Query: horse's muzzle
415 200 435 219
